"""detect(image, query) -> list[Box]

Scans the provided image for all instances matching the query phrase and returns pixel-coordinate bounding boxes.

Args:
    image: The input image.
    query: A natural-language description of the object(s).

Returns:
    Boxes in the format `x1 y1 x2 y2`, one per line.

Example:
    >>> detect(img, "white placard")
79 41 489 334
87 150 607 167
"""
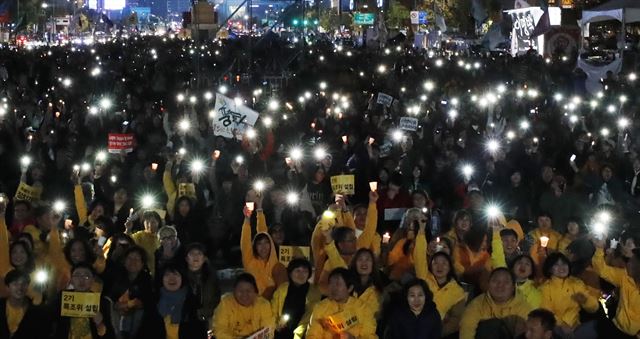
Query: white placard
212 93 260 139
399 117 418 131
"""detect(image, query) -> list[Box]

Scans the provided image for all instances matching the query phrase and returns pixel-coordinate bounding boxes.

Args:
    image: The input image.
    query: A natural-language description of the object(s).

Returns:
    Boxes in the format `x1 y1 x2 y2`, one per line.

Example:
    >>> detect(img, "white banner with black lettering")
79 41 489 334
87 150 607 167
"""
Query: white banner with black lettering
212 93 260 139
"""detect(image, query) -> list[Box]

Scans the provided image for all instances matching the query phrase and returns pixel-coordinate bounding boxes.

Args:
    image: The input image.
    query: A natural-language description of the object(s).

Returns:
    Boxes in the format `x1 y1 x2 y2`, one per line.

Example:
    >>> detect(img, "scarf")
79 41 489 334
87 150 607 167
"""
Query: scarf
281 282 309 332
157 287 187 324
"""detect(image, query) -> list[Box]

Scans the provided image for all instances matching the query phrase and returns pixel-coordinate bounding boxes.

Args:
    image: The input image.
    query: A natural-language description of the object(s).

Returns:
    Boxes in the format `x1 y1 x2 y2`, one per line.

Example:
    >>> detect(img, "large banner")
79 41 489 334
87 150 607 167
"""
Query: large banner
509 8 539 55
212 93 259 139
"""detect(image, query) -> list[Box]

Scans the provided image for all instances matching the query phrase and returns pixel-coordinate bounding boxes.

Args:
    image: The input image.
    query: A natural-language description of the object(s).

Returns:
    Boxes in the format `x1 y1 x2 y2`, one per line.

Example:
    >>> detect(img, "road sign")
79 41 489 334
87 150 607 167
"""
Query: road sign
354 13 375 25
410 11 428 25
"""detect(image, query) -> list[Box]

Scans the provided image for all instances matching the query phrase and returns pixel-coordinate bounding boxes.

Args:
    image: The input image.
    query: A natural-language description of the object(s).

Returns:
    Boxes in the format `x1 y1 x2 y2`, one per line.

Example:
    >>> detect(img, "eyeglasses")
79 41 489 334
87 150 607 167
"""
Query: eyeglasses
161 235 177 241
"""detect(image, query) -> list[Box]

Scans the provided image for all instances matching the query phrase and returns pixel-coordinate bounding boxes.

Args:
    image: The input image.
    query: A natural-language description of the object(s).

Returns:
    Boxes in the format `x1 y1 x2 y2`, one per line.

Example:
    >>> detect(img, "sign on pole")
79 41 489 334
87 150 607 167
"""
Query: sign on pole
354 12 375 25
410 11 428 25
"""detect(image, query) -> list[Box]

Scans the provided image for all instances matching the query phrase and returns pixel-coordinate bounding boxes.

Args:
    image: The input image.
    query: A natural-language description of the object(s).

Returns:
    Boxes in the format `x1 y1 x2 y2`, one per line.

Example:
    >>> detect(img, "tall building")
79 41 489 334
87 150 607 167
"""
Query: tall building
167 0 190 15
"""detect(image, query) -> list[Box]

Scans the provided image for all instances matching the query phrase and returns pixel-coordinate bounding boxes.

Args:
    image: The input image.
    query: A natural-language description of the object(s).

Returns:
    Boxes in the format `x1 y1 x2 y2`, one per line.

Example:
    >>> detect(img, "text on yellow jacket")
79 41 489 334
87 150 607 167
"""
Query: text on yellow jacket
212 293 275 339
306 296 377 339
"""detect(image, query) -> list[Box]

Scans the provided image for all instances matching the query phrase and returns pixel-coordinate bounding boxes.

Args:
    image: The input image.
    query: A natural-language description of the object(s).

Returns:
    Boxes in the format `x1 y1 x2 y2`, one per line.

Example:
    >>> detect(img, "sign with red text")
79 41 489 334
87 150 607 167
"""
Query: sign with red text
108 134 135 153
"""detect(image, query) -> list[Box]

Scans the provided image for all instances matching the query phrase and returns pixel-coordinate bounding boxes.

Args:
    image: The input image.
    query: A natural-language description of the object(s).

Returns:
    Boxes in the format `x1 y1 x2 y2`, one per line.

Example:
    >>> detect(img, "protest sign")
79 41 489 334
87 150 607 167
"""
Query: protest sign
14 182 42 202
376 93 394 107
212 93 260 139
178 183 197 200
330 175 355 195
108 134 135 153
326 311 359 333
279 246 311 266
246 327 270 339
399 117 419 131
61 291 100 318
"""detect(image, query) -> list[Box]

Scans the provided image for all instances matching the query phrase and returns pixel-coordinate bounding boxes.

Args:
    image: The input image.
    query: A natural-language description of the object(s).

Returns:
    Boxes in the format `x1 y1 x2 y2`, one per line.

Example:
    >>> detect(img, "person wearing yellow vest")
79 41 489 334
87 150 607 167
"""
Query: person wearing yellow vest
212 272 275 339
528 212 562 266
592 237 640 338
413 221 466 336
460 268 532 339
271 258 321 339
539 252 599 337
125 210 161 276
307 268 377 339
240 193 287 299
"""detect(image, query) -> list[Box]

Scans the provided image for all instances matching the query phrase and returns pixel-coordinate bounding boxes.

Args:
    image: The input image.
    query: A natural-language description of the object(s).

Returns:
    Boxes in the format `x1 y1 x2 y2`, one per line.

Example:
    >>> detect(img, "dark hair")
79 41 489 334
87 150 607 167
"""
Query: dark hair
349 248 384 294
161 263 185 288
94 216 114 236
453 209 472 225
71 262 96 277
174 196 193 216
234 272 259 293
9 240 35 272
87 200 106 216
332 226 355 245
252 233 272 258
542 252 571 279
411 190 429 201
13 200 32 210
4 269 30 286
105 233 134 261
402 278 434 306
632 248 640 262
287 258 312 276
499 228 518 239
428 252 457 284
528 308 556 332
537 211 552 219
123 246 149 271
64 238 97 266
328 267 355 291
15 233 34 250
185 242 207 256
142 211 163 227
489 267 516 287
509 254 536 280
464 226 487 252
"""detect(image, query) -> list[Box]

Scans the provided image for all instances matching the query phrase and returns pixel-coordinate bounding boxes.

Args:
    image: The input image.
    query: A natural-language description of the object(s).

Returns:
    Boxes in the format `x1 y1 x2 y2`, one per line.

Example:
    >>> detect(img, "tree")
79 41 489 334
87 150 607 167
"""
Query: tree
386 0 410 29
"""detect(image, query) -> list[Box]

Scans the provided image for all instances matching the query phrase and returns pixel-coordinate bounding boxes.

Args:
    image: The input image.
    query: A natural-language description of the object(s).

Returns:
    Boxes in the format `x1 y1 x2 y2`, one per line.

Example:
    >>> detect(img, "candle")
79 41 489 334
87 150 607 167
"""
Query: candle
369 181 377 192
246 202 255 212
341 135 348 144
540 236 550 248
213 150 221 160
382 232 391 244
368 137 375 145
151 163 158 171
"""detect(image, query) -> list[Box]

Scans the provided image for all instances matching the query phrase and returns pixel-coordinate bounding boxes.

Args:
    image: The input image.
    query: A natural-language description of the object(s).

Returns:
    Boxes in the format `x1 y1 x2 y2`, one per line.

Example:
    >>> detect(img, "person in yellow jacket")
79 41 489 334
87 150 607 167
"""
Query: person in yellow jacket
241 194 287 299
23 203 61 264
125 210 161 276
348 248 385 319
460 268 532 339
413 221 466 336
212 272 275 339
72 171 106 238
592 237 640 337
558 219 581 255
528 212 562 266
509 254 541 309
307 268 377 339
385 208 424 281
539 252 599 337
271 258 321 339
311 192 378 285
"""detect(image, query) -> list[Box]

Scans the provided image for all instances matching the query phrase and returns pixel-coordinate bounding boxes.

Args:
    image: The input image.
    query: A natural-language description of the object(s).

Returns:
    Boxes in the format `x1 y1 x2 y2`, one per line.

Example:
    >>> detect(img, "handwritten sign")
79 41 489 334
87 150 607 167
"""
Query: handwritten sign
212 93 259 139
246 327 270 339
61 291 100 318
178 183 197 200
108 134 135 153
14 182 42 202
330 175 355 195
399 117 419 131
326 311 358 333
279 246 311 266
376 93 394 107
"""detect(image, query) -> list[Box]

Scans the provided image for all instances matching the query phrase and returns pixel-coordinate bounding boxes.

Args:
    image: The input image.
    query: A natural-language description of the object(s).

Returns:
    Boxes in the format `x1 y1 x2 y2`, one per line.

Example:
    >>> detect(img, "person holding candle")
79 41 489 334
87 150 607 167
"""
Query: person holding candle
271 258 321 339
528 212 562 266
240 193 287 299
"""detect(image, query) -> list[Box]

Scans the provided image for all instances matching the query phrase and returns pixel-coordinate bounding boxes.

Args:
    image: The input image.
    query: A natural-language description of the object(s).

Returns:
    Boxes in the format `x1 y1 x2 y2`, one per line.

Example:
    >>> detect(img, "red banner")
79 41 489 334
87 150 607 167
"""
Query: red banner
108 134 135 153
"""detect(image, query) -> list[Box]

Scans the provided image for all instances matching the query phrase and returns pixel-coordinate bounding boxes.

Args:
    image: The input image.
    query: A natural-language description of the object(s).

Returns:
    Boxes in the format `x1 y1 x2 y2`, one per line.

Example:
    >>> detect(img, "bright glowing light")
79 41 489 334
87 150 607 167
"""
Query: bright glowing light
235 155 244 164
435 59 443 67
629 73 637 81
176 94 185 102
141 195 155 208
254 180 265 192
95 151 107 162
620 95 628 103
268 99 279 111
62 78 72 87
618 117 630 128
423 81 435 92
607 105 616 113
203 92 213 101
178 119 191 131
219 85 228 94
89 106 98 115
53 200 66 213
516 89 524 98
35 270 48 284
286 192 299 205
262 116 273 127
486 139 500 153
553 93 563 101
527 89 539 98
520 120 530 130
319 82 327 90
461 164 474 178
448 109 458 119
99 98 111 110
486 204 501 218
377 64 387 73
191 159 205 173
451 97 459 106
81 163 91 172
392 130 404 142
91 67 101 76
290 147 303 161
20 155 31 167
322 210 336 220
506 130 516 140
314 147 327 160
600 128 610 137
246 128 257 139
590 100 598 109
569 115 579 123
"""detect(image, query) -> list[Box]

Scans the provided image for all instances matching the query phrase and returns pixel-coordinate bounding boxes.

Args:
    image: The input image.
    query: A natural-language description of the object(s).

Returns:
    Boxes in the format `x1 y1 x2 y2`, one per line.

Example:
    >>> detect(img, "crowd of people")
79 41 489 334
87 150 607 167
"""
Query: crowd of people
0 32 639 339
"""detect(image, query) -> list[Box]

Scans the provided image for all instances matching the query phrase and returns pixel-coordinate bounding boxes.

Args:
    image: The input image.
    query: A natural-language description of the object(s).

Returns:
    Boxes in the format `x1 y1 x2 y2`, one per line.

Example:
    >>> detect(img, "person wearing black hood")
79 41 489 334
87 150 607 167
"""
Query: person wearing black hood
172 196 206 246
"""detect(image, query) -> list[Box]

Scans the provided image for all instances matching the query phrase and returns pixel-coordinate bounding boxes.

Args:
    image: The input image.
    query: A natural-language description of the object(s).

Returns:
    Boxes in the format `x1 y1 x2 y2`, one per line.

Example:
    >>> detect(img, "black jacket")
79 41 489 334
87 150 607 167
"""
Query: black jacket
0 298 50 339
385 301 442 339
51 293 114 339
